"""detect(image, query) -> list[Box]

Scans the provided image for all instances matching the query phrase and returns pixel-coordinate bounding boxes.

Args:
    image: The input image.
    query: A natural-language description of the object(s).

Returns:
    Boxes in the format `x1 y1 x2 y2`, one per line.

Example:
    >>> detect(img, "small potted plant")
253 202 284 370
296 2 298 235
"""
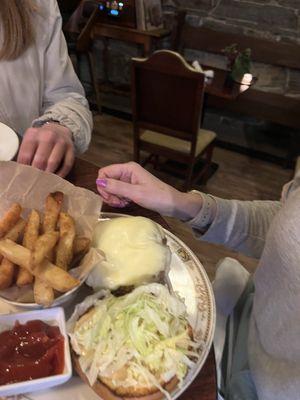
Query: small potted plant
223 44 252 84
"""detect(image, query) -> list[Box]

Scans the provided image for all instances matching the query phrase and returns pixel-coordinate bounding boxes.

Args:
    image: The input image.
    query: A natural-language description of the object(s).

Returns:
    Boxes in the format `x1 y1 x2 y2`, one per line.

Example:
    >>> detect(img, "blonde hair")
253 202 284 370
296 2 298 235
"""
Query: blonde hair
0 0 36 60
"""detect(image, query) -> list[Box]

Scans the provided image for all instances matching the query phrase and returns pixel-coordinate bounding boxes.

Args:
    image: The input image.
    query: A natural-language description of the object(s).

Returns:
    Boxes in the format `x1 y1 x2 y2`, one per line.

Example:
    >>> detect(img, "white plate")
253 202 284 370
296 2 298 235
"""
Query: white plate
2 213 216 400
0 307 72 396
0 122 19 161
98 213 216 400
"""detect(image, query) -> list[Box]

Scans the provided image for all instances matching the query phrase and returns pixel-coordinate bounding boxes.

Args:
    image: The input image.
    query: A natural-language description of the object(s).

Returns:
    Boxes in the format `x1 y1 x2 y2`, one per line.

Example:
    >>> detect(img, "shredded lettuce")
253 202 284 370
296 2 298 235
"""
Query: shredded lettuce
72 283 199 399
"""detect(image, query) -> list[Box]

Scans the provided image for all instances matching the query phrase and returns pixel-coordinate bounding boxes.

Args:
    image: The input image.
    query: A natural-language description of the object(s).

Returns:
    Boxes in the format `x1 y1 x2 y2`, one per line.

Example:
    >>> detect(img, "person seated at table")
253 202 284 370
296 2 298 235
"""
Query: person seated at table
96 161 300 400
0 0 93 177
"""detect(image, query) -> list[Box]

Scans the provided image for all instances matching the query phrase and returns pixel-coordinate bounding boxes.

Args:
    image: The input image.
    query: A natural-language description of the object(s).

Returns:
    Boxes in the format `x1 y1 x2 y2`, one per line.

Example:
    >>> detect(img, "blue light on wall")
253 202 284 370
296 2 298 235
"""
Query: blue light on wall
110 9 119 16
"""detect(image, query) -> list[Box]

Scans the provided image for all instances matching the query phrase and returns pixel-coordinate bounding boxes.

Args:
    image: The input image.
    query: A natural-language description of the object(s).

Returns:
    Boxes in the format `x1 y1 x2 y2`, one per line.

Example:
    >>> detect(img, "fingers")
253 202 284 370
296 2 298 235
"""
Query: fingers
97 163 129 180
46 142 66 173
17 132 37 165
31 140 53 170
96 162 154 208
97 187 129 207
17 125 74 176
97 162 139 183
96 162 177 215
99 195 129 208
97 177 136 199
56 146 75 177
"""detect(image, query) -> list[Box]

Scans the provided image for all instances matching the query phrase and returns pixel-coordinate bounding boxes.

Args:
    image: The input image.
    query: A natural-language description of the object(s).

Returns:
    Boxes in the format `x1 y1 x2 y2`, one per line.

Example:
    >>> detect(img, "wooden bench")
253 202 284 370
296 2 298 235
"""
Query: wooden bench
172 11 300 162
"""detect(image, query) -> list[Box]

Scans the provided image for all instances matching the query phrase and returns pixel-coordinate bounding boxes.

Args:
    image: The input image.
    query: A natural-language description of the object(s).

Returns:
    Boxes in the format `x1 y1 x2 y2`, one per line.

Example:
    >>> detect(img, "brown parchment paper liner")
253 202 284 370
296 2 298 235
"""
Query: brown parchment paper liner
0 161 104 303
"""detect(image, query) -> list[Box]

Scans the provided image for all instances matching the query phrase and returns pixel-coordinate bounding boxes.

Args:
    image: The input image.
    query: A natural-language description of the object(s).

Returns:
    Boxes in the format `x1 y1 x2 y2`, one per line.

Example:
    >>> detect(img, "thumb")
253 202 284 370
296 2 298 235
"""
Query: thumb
97 178 137 201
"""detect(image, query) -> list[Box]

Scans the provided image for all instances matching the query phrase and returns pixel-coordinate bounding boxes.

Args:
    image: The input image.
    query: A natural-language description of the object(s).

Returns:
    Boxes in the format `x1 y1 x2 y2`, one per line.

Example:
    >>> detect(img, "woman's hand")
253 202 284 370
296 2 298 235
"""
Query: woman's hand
96 162 203 220
17 123 75 177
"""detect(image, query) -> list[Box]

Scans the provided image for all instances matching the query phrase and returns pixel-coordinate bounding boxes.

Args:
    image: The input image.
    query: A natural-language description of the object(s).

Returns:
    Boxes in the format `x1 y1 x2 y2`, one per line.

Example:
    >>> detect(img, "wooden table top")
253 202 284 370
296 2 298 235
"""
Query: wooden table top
203 65 254 100
92 23 171 39
68 157 218 400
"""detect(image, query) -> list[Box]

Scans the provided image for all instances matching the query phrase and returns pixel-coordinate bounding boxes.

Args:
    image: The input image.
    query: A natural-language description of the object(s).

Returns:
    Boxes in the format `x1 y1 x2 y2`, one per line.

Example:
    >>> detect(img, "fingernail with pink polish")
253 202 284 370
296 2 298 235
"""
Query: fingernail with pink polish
96 178 107 188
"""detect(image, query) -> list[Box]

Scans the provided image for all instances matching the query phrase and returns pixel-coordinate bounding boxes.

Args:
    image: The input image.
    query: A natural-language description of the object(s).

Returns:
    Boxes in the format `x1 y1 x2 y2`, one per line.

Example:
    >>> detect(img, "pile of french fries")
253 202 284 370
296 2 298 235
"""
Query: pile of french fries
0 192 91 306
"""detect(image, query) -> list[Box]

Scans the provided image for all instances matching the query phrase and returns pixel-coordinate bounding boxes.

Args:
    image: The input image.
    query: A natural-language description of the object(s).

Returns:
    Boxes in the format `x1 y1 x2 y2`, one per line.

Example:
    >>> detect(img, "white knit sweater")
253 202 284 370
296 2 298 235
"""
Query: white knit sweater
0 0 92 154
189 177 300 399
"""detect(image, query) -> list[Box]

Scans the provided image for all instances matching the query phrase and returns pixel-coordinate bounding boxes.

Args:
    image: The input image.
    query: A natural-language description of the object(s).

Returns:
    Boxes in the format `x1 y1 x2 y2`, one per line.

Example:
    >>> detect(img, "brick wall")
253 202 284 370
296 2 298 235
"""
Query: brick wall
89 0 300 92
164 0 300 44
163 0 300 98
85 0 300 160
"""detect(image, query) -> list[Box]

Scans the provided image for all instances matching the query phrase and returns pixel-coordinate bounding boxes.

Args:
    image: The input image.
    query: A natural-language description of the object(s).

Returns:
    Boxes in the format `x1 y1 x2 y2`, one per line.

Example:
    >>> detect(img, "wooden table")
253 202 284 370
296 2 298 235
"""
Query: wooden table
68 157 218 400
91 23 171 97
91 23 171 57
203 66 254 100
84 19 250 112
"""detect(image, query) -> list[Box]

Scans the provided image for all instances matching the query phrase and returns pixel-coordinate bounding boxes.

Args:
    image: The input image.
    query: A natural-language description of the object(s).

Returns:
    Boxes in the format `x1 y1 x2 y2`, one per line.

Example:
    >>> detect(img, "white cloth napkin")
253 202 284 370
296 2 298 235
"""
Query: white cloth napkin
192 60 215 81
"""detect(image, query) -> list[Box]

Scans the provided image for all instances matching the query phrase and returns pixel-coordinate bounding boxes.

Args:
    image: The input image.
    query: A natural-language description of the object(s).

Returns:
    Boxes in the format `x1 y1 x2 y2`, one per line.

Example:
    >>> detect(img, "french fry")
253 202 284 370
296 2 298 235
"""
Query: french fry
4 218 26 242
43 192 64 233
0 258 15 289
56 212 76 270
35 259 80 292
43 192 63 265
34 278 54 307
23 210 40 250
0 192 87 306
16 210 40 287
0 203 22 238
16 268 33 287
73 236 91 256
31 231 59 267
0 239 80 292
0 218 26 288
0 239 31 270
19 211 57 303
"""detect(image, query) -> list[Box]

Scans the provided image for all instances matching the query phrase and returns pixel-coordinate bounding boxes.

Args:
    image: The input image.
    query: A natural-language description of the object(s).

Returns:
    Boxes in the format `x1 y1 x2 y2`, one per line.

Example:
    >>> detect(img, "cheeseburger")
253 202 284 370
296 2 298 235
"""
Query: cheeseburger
86 216 171 291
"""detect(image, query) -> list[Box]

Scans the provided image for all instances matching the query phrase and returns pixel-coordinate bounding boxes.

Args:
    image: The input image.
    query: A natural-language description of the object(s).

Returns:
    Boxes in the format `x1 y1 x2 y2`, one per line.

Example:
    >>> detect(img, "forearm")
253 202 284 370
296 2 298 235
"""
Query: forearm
168 186 281 258
171 191 205 221
190 195 281 258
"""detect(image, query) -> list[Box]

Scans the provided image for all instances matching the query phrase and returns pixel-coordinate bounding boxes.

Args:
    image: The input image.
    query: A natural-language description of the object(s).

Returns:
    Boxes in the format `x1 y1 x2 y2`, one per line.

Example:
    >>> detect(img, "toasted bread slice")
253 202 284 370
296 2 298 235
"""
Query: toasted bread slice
100 365 173 397
72 298 194 399
72 352 178 400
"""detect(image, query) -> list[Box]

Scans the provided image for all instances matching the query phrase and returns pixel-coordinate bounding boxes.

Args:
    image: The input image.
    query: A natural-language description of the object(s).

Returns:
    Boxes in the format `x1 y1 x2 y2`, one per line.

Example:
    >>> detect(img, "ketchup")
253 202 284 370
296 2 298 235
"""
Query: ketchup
0 320 64 385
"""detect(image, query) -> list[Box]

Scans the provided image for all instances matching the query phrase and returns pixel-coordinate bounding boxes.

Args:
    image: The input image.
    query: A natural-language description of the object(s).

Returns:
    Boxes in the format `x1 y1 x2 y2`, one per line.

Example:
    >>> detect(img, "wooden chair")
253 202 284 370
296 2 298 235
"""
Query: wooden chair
131 50 217 191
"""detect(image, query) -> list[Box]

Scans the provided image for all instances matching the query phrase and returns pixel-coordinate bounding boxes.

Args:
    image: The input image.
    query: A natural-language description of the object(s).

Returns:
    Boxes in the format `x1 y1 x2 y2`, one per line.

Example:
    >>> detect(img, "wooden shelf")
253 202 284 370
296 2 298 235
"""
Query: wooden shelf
92 23 171 39
91 23 170 56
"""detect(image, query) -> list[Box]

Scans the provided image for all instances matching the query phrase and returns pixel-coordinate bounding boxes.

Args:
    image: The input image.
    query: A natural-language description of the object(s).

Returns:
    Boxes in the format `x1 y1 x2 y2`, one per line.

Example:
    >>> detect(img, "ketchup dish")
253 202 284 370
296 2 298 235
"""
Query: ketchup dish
0 307 71 397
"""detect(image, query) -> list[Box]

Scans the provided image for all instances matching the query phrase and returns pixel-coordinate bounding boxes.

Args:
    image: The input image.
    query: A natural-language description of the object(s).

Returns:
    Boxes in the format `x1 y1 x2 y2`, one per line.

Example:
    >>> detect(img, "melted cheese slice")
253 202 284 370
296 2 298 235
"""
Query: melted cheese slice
87 216 171 290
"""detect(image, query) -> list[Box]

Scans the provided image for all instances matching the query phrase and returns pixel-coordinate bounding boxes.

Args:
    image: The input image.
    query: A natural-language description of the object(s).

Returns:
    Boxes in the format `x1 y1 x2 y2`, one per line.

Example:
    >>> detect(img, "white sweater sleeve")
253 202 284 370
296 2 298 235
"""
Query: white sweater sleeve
249 181 300 400
32 0 93 154
188 195 281 259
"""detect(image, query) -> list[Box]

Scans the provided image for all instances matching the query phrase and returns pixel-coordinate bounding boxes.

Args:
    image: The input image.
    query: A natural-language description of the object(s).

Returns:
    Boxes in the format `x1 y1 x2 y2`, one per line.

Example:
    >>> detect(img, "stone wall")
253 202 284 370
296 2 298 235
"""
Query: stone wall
164 0 300 98
83 0 300 161
86 0 300 94
164 0 300 44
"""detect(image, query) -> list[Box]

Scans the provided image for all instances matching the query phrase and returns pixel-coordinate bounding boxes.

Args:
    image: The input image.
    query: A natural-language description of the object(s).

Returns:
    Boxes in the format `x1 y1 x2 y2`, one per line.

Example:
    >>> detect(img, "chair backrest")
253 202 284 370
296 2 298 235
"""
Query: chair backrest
131 50 205 147
173 10 300 70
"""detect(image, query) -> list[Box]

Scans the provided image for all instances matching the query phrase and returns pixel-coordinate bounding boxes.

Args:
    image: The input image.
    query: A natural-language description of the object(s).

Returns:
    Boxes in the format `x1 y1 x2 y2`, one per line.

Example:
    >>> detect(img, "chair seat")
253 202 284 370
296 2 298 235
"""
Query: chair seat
140 128 217 155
